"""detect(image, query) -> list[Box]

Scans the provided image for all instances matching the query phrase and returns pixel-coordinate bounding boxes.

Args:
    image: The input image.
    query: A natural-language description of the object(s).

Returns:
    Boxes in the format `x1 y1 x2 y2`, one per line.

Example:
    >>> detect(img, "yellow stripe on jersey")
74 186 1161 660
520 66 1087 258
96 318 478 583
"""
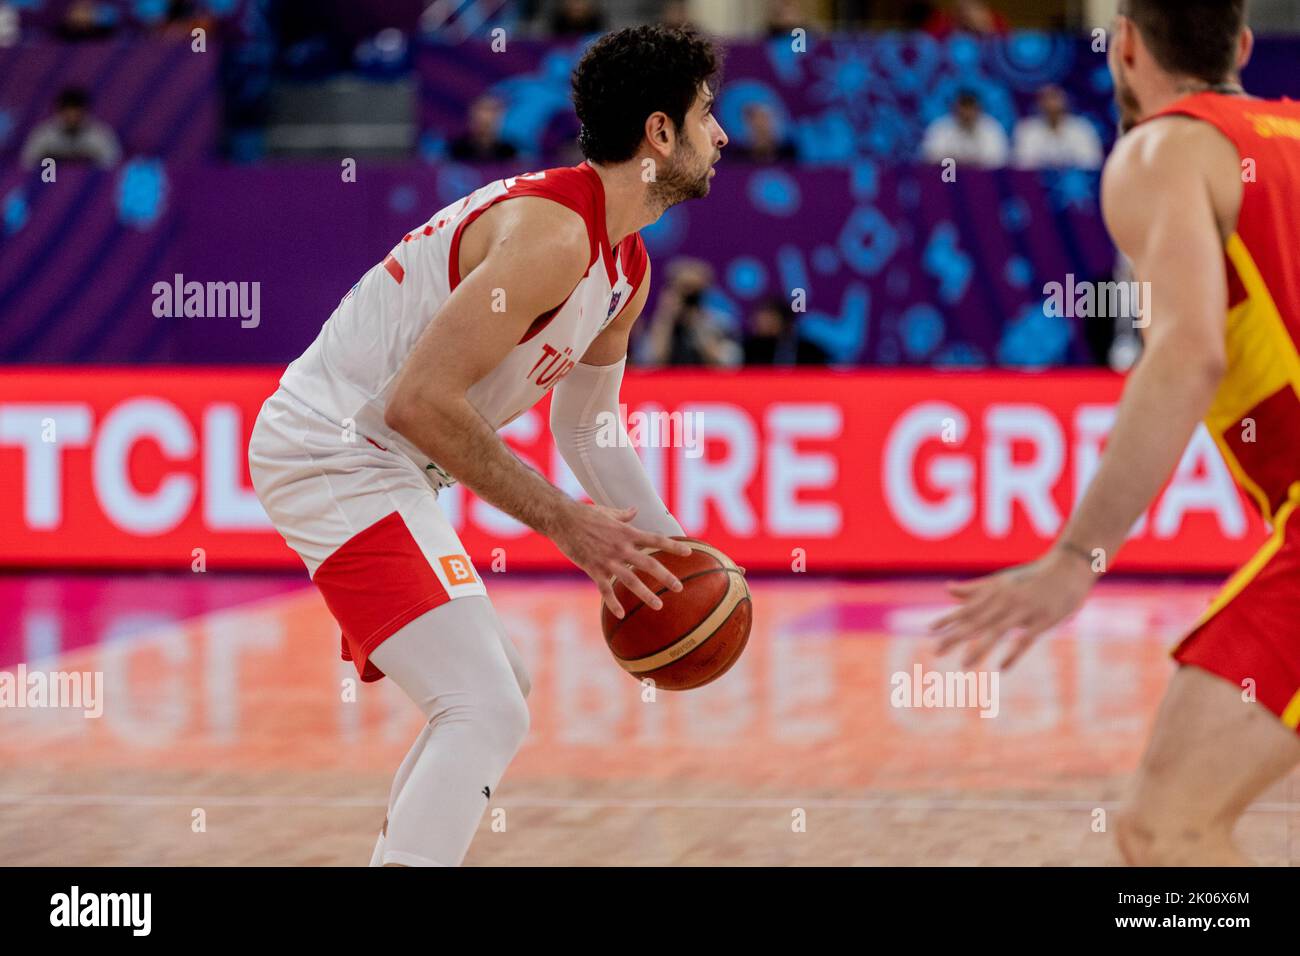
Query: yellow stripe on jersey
1282 687 1300 730
1203 235 1300 525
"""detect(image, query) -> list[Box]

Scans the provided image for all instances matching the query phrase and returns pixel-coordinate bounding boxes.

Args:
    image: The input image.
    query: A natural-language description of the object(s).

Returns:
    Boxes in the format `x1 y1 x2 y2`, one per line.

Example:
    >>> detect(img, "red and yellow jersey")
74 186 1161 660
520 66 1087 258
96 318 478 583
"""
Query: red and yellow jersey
1148 93 1300 526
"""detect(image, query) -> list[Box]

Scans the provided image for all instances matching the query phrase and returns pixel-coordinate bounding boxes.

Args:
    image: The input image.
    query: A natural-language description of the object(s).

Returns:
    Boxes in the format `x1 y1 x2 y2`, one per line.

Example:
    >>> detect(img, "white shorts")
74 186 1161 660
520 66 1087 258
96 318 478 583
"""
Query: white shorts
248 387 488 681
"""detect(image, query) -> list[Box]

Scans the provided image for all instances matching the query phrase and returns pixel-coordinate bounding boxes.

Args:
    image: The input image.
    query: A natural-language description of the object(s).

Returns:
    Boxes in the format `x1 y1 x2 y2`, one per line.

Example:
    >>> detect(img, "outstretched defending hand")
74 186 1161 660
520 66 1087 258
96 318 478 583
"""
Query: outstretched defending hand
552 504 693 620
929 548 1098 669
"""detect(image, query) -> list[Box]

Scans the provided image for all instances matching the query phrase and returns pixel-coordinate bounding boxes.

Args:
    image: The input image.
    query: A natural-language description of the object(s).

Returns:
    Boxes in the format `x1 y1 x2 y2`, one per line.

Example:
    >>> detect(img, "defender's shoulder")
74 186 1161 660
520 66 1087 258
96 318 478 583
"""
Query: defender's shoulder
1106 114 1237 180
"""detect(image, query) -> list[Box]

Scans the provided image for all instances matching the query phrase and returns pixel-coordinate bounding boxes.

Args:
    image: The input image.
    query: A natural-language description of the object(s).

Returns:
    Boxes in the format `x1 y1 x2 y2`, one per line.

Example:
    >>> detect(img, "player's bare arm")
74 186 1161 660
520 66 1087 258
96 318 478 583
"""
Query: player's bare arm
384 199 688 617
932 117 1238 668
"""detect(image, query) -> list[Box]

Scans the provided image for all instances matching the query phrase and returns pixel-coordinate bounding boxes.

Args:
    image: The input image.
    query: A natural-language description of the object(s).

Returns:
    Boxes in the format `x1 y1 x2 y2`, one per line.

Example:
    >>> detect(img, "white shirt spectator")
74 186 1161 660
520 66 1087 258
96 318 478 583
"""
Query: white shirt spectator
21 116 121 169
921 114 1009 168
1013 115 1103 169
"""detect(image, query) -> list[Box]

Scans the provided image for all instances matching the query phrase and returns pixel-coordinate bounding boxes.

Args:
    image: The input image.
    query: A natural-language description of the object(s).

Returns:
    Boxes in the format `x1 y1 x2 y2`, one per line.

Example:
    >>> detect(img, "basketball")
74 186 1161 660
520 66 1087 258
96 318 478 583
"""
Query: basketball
601 537 752 691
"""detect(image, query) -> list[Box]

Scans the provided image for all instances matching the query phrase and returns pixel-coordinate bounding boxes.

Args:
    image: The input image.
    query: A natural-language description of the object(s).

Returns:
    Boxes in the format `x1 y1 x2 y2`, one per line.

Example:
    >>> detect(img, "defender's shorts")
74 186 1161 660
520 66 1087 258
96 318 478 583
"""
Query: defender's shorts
248 388 487 682
1173 493 1300 732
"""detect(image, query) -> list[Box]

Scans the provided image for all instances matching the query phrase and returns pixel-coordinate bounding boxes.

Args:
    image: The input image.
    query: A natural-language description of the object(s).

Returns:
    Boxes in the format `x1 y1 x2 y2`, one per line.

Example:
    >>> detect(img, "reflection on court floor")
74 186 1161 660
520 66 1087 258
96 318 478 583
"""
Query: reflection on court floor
1 575 1296 866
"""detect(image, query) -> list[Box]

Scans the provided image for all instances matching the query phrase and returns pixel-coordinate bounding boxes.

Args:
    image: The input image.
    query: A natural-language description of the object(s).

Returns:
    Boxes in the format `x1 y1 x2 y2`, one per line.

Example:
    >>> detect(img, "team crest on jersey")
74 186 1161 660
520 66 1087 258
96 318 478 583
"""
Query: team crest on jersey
605 290 623 321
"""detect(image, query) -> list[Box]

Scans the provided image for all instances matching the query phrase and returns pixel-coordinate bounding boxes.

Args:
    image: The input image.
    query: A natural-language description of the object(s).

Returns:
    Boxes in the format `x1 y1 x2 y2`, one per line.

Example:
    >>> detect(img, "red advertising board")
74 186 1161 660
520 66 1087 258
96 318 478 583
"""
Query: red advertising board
0 368 1264 573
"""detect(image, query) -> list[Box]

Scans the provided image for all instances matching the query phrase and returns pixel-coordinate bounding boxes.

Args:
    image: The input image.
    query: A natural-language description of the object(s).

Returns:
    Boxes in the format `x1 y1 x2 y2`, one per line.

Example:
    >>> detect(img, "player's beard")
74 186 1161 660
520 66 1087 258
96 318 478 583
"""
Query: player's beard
648 137 713 213
1112 63 1142 134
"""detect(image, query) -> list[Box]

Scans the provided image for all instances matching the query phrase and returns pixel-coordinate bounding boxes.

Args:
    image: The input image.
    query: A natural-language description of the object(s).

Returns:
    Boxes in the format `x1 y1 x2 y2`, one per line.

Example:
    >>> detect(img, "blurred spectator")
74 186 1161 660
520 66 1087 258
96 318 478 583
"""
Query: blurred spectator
660 0 694 30
765 0 807 39
448 95 518 162
639 260 741 368
731 103 797 163
1013 86 1103 170
0 2 20 47
921 90 1008 168
55 0 117 41
21 88 121 170
924 0 1008 38
156 0 216 37
743 298 829 365
901 2 938 29
548 0 606 37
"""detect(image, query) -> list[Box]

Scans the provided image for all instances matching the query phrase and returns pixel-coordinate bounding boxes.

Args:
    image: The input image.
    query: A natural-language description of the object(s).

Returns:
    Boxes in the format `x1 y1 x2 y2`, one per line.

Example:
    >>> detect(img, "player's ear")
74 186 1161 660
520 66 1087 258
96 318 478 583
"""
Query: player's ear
645 111 673 156
1114 16 1137 67
1236 27 1254 72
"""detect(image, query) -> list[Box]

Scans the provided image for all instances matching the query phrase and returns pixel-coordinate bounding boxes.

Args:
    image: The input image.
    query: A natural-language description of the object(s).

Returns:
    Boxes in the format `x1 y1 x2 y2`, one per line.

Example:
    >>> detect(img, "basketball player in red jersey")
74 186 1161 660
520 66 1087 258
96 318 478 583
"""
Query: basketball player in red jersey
932 0 1300 864
249 27 727 865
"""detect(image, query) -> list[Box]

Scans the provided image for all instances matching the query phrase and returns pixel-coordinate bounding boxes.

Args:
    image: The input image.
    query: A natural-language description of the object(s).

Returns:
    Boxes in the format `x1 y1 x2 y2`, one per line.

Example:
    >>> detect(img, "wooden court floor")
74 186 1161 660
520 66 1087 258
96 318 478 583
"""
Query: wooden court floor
2 576 1297 866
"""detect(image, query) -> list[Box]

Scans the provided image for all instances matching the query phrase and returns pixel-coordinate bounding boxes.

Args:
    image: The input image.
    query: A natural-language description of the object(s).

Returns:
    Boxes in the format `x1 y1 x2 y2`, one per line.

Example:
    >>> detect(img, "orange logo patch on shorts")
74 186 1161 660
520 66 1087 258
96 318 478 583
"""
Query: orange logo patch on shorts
439 554 478 586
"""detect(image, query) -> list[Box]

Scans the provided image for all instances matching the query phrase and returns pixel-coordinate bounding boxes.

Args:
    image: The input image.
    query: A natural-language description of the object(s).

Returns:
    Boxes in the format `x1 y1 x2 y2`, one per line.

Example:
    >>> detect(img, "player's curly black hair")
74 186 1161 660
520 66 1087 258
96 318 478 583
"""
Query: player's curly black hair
571 25 723 165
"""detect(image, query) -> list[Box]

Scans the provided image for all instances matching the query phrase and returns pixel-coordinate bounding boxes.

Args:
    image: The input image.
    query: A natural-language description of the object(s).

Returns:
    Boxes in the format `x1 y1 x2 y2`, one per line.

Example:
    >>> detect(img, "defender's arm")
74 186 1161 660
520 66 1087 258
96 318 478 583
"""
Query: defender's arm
931 118 1236 668
1055 118 1232 562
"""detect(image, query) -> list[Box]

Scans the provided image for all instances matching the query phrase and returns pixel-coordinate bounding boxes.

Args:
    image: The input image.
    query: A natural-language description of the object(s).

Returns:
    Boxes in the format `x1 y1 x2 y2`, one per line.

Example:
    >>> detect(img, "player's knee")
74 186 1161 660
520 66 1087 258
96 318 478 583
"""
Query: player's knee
486 686 530 755
1114 806 1153 865
1114 801 1231 866
441 682 529 758
512 665 532 700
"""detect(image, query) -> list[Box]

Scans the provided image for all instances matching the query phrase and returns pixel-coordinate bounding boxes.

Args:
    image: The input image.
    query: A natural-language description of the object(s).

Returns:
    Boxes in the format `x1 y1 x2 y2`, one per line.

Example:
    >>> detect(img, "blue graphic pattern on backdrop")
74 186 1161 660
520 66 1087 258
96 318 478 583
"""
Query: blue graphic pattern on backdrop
418 34 1119 165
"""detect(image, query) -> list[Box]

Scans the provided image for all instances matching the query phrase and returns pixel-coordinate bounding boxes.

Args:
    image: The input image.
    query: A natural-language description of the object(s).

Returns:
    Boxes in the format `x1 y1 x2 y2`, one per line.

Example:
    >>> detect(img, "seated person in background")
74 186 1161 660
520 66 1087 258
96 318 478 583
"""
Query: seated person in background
548 0 607 36
638 259 742 368
448 95 518 162
765 0 810 38
1012 85 1104 169
660 0 695 30
924 0 1008 38
730 103 797 163
156 0 217 37
743 298 829 366
55 0 117 41
20 87 121 169
920 90 1008 168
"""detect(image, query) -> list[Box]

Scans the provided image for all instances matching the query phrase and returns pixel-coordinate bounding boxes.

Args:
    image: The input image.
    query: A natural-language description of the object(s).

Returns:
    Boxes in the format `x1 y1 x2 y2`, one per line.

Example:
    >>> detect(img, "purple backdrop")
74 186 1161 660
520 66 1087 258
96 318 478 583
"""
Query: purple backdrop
0 38 220 166
0 160 1113 367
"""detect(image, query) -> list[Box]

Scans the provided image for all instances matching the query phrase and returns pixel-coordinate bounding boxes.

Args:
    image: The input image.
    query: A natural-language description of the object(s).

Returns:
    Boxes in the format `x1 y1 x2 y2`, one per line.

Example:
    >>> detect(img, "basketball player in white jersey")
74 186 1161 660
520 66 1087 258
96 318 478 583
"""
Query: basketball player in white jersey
248 26 728 866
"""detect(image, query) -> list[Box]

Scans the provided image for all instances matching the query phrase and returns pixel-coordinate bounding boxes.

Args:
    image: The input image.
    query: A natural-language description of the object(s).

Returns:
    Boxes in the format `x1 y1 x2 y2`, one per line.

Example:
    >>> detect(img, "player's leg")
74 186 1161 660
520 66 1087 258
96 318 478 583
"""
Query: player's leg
1118 501 1300 865
367 595 530 867
1116 664 1300 865
367 601 531 866
368 722 432 865
250 390 531 866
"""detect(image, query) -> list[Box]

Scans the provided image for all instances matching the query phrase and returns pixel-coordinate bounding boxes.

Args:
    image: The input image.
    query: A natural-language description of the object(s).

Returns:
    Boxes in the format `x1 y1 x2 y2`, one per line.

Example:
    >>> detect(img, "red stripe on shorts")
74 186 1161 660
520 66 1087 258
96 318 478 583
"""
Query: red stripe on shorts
311 511 450 682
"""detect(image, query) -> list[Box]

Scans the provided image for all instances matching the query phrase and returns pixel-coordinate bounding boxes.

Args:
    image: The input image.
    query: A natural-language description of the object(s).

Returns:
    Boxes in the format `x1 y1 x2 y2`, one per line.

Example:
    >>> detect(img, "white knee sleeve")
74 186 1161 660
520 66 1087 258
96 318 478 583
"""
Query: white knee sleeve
367 596 530 866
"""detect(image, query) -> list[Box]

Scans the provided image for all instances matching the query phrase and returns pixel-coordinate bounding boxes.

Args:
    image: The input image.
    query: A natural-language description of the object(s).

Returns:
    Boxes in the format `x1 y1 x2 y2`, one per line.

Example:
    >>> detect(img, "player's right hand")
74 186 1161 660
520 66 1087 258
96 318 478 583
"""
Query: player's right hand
552 504 692 620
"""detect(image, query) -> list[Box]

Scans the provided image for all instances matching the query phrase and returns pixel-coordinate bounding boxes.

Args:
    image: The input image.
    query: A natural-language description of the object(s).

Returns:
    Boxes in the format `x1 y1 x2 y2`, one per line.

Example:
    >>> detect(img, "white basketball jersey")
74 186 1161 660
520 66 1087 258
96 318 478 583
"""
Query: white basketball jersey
278 162 649 488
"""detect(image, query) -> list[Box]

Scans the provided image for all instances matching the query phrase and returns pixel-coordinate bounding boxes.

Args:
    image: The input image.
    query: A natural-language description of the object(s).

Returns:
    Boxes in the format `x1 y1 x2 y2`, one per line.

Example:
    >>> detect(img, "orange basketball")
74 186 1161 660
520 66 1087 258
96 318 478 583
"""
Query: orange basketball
601 537 752 691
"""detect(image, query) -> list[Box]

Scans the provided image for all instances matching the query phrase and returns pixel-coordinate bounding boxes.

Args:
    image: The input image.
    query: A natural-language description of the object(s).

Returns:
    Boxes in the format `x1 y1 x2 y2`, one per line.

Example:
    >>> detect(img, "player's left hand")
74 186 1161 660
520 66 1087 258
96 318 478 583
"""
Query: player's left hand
929 547 1099 669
